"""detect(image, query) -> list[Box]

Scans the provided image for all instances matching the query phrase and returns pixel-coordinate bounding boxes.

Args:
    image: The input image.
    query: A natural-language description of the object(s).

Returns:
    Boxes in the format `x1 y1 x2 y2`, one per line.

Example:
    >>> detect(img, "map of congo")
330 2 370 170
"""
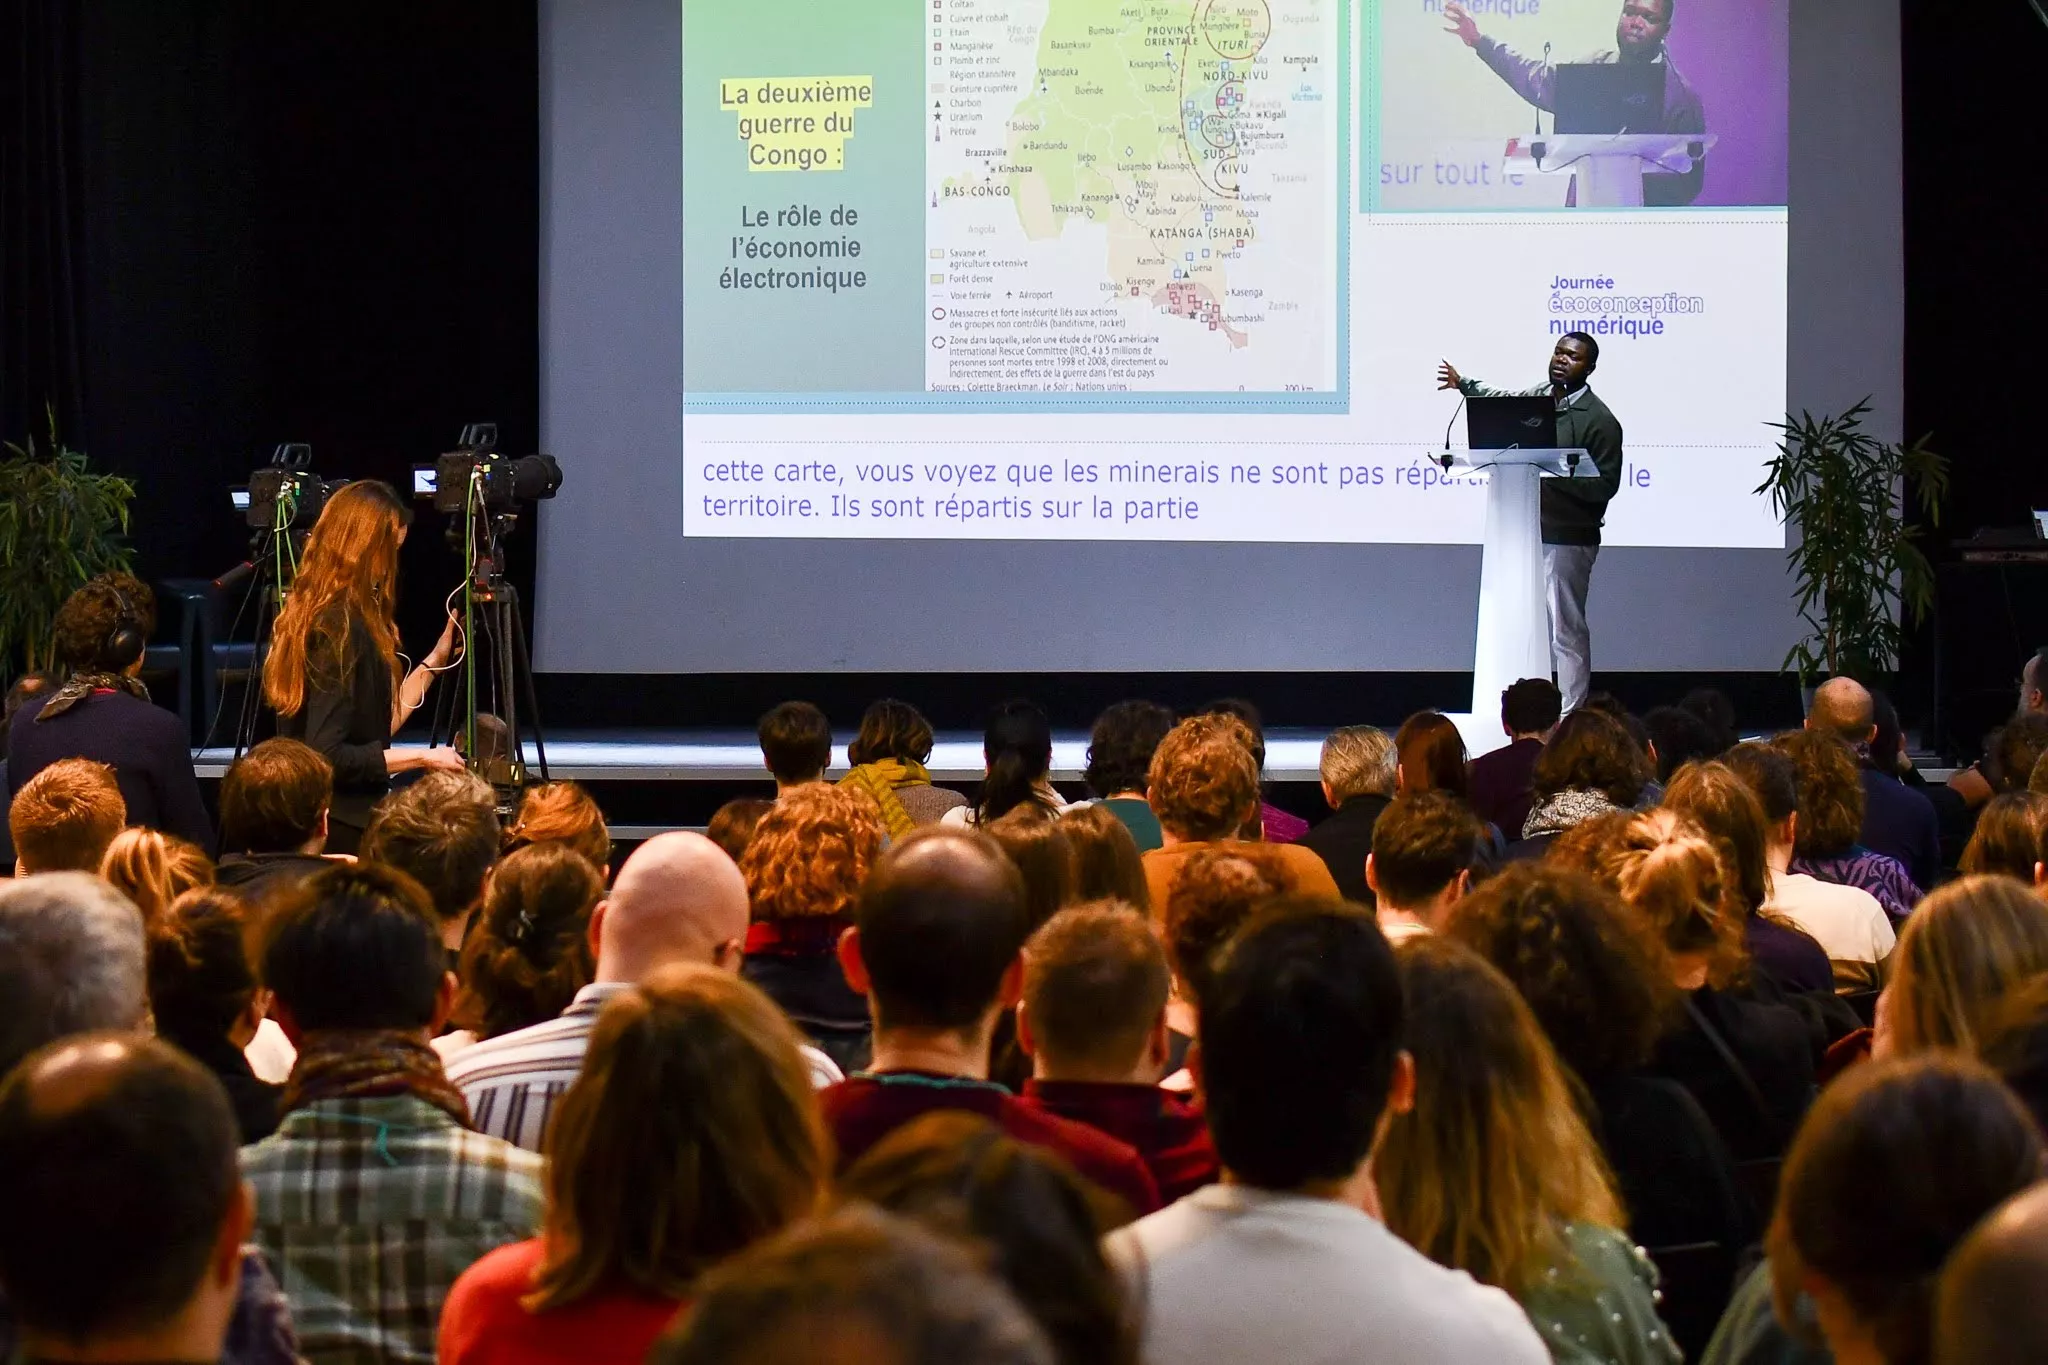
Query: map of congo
925 0 1339 399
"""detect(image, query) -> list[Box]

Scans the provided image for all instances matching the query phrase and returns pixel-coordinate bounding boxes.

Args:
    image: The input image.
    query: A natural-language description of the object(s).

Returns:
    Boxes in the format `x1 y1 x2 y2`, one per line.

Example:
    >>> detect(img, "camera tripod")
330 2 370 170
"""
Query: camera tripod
426 503 550 812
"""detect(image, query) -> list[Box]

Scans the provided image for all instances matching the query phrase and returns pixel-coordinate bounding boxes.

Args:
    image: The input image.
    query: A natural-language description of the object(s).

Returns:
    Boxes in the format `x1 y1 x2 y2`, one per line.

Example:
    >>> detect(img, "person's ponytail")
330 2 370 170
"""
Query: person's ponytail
975 700 1053 824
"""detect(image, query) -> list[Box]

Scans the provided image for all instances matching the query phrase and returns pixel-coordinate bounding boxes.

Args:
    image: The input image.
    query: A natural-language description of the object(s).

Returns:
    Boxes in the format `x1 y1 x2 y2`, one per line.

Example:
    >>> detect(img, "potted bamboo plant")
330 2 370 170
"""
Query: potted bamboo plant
1758 400 1946 688
0 408 137 677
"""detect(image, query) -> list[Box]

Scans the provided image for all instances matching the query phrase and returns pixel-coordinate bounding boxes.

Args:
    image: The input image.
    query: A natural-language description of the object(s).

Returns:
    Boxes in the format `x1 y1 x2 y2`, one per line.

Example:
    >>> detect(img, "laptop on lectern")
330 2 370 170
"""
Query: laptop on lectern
1554 62 1668 135
1468 396 1557 453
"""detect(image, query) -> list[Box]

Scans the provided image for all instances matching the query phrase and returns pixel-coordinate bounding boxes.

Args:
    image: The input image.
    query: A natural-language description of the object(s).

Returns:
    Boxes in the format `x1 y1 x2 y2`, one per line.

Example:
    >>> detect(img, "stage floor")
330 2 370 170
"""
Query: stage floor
194 728 1338 784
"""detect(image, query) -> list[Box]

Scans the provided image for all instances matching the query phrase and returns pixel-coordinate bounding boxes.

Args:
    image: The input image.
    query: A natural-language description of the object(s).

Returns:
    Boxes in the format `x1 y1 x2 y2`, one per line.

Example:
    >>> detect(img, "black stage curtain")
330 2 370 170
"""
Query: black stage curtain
0 0 88 446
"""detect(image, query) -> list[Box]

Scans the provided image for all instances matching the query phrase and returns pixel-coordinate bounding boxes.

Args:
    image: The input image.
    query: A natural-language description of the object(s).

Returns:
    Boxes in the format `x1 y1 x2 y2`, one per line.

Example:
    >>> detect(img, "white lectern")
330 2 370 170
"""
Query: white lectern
1503 133 1717 208
1448 448 1599 746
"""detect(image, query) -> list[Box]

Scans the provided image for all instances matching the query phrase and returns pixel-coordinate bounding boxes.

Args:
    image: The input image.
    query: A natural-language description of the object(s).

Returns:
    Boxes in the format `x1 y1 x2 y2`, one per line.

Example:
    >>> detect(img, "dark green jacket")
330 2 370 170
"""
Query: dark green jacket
1459 378 1626 546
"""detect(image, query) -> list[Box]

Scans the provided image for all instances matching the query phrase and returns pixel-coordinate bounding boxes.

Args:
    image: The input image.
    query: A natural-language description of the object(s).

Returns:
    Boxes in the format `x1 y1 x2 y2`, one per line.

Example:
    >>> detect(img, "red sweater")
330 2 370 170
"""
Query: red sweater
438 1239 684 1365
1021 1079 1220 1204
820 1071 1162 1216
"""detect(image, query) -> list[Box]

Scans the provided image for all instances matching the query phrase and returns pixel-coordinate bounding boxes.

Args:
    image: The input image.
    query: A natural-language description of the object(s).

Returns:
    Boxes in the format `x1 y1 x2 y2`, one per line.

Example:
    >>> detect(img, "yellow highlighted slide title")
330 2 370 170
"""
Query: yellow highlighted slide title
720 76 874 172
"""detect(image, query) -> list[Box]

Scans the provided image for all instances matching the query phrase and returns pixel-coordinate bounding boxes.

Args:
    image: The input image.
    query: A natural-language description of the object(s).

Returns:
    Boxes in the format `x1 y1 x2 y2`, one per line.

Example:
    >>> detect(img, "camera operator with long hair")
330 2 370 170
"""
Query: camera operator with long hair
265 480 465 853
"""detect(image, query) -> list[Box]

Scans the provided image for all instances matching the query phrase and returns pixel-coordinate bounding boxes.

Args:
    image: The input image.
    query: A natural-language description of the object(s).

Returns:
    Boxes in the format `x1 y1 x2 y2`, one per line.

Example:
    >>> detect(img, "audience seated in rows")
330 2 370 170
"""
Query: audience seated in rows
10 756 124 876
1514 708 1649 854
1470 678 1561 840
821 827 1160 1215
450 832 842 1150
1378 937 1678 1364
1772 728 1922 918
100 825 212 925
1140 715 1337 909
1958 789 2048 883
1108 901 1550 1364
1081 699 1175 853
5 572 213 853
1299 723 1397 903
243 862 545 1364
502 779 613 872
758 700 833 794
216 738 337 898
946 699 1074 827
1056 802 1150 913
0 872 298 1365
1663 759 1837 996
741 783 885 1072
441 842 605 1059
1565 807 1818 1163
1015 902 1218 1203
1707 1057 2043 1365
440 964 830 1365
839 1113 1135 1365
147 886 284 1143
1721 742 1896 990
1367 792 1483 944
839 698 968 833
1807 677 1941 889
1196 698 1307 844
1448 863 1752 1261
653 1207 1056 1365
1157 844 1302 1084
0 1037 270 1365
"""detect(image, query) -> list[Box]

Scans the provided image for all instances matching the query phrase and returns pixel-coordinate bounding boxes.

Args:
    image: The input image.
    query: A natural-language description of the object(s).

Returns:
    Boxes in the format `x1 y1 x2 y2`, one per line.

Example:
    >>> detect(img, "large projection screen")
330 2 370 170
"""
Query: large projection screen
534 0 1900 675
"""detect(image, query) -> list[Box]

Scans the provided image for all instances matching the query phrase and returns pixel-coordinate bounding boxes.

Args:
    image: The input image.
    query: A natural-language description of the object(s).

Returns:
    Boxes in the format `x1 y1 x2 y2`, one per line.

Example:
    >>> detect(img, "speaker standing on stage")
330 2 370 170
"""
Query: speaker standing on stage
1438 334 1624 714
264 481 465 854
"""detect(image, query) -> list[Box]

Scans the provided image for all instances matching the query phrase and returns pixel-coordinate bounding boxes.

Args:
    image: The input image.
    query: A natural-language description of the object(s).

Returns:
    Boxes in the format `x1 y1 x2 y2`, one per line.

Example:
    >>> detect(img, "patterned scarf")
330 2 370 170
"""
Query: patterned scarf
1521 787 1626 840
283 1030 472 1127
838 758 929 839
34 670 149 721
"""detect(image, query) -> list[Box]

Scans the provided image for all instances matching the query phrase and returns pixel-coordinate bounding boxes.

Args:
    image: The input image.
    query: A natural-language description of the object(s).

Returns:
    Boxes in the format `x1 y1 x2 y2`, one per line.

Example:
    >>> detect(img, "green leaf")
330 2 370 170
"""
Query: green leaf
0 415 136 677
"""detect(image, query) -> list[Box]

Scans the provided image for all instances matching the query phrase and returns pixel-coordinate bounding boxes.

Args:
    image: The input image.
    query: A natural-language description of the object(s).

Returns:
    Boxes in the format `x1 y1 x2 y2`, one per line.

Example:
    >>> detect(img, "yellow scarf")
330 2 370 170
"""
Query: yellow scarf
839 759 929 838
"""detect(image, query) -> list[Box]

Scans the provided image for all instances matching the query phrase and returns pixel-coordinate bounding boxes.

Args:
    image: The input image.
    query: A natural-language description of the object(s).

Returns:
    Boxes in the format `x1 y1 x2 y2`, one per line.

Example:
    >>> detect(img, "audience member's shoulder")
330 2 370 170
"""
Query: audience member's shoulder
442 1009 588 1085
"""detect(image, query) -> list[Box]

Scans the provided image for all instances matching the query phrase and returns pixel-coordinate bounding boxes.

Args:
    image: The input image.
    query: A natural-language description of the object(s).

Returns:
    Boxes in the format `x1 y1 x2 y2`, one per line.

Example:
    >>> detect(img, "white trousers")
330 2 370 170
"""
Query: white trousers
1544 543 1599 713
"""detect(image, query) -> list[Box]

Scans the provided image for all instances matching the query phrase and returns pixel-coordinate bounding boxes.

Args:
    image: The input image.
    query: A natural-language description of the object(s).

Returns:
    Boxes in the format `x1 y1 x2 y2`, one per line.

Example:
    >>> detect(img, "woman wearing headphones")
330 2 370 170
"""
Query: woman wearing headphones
266 480 466 854
4 571 215 854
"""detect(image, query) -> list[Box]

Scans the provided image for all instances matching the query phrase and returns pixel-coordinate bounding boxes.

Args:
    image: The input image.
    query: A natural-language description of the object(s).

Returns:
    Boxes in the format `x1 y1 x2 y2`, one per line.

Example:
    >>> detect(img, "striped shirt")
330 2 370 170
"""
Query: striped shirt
241 1095 545 1365
446 980 844 1151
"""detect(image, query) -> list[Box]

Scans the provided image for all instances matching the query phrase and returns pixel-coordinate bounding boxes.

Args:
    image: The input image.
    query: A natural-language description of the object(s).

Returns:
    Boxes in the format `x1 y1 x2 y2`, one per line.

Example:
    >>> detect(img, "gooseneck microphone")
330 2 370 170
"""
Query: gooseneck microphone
1441 394 1467 472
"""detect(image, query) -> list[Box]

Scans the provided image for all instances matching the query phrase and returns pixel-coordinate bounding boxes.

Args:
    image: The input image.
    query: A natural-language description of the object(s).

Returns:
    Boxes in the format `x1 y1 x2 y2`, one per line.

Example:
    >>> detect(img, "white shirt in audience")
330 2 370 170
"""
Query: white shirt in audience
1106 1184 1549 1365
244 1018 296 1085
1765 870 1896 966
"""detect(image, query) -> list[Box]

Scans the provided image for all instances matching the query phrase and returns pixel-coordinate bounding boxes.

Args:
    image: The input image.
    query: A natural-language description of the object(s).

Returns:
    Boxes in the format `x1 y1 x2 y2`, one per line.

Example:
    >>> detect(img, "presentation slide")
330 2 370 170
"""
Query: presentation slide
677 0 1788 551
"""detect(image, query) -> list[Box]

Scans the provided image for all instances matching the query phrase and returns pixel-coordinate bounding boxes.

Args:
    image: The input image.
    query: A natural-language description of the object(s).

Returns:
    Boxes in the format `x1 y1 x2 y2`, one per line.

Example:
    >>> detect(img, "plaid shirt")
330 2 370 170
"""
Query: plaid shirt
242 1095 545 1365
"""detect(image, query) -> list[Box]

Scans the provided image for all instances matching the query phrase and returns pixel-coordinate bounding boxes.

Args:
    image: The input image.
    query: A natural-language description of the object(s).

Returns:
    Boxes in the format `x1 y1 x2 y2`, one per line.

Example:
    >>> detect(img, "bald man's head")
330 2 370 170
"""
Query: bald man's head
0 1035 244 1347
1936 1182 2048 1365
851 828 1028 1032
1809 677 1876 744
595 831 751 982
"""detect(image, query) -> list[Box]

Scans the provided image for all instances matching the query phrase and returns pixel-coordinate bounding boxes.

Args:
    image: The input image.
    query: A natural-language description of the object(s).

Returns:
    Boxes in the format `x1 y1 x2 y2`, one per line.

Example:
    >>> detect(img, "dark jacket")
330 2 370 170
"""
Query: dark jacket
1460 378 1626 545
168 1030 284 1144
1469 736 1544 839
1649 986 1817 1163
744 949 871 1074
1297 793 1392 905
274 612 392 840
6 688 214 855
1857 766 1941 893
217 851 334 901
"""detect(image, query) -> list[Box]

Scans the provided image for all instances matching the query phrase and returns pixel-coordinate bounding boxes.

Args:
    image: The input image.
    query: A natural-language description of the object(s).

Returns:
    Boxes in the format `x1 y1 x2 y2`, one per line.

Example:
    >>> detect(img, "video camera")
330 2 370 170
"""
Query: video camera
417 423 562 516
231 443 344 531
